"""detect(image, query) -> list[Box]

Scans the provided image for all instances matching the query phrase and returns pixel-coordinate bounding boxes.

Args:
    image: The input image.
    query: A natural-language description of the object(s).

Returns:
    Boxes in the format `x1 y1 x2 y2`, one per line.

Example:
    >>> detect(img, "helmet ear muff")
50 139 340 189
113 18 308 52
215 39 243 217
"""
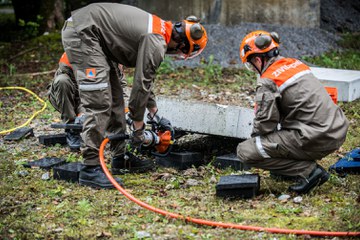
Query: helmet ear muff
185 16 203 40
273 48 279 56
190 23 203 40
255 34 272 50
186 15 200 23
270 32 280 44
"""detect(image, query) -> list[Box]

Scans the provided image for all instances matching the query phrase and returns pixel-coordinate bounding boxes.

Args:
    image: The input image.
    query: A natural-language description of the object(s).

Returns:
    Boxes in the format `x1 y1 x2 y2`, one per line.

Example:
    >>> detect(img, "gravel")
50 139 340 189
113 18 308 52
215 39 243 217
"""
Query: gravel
321 0 360 33
170 0 360 68
172 22 341 68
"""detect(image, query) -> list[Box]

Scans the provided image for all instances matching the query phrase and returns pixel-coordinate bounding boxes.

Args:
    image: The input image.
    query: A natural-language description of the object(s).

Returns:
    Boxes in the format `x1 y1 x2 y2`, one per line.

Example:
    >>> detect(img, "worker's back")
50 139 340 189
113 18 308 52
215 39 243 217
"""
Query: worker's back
71 3 151 66
261 57 349 151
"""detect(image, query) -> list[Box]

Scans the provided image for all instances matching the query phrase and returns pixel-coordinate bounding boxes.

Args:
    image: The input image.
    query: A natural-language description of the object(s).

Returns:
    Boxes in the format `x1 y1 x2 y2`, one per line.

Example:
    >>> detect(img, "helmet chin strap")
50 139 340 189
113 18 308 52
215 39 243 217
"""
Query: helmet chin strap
249 60 262 75
260 56 266 74
250 56 266 75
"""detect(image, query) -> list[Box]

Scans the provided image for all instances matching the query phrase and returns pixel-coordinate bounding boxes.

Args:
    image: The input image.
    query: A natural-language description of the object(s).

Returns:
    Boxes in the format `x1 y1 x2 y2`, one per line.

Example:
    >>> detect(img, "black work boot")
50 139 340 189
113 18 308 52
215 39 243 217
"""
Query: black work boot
111 152 154 174
65 115 85 151
66 129 81 151
79 165 124 189
288 165 330 194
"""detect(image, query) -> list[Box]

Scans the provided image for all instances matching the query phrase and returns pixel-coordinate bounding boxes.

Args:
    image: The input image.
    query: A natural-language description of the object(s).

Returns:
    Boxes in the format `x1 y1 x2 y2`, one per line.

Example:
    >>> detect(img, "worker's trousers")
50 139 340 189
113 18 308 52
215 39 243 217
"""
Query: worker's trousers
48 73 83 123
62 21 126 165
237 129 335 178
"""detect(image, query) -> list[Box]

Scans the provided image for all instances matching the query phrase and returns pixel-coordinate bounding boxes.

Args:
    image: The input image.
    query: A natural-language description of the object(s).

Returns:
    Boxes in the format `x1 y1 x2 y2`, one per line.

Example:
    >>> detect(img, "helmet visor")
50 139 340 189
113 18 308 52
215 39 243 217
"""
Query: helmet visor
184 43 204 60
165 52 187 60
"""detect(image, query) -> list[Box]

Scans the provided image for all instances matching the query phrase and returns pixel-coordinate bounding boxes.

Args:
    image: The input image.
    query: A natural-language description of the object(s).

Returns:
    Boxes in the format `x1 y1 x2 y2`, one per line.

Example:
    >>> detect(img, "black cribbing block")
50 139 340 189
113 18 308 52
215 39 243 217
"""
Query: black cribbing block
51 123 82 130
4 127 34 141
38 134 67 146
108 133 129 141
213 153 251 171
53 162 82 183
216 174 260 199
23 157 66 170
156 151 204 170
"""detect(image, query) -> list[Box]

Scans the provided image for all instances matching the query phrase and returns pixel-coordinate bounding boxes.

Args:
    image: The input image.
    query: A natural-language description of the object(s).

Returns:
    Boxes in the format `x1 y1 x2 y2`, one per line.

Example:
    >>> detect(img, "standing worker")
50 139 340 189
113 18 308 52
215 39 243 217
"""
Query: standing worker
62 3 208 189
237 31 349 194
48 52 127 151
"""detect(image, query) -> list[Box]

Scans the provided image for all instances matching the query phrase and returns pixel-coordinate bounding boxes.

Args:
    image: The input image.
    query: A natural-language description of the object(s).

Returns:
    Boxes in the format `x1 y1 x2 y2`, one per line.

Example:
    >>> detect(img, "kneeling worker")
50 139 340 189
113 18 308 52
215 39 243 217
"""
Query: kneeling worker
48 52 127 151
237 31 349 194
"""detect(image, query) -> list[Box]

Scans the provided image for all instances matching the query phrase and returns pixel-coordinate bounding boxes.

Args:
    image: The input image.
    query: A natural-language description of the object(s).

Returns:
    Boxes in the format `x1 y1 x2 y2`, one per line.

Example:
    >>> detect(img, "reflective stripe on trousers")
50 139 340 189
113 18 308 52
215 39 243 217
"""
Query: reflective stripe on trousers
255 136 271 158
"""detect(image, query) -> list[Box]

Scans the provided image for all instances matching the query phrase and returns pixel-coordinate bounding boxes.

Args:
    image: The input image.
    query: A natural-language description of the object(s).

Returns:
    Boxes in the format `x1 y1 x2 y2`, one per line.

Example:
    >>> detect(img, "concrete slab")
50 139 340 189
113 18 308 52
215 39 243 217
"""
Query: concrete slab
311 67 360 102
154 97 254 139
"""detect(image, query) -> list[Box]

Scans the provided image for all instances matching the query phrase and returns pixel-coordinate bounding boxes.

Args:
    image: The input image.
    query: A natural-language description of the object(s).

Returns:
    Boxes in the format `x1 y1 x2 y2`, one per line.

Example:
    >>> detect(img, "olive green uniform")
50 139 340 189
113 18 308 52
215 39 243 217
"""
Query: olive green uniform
62 3 167 165
237 56 349 178
48 62 127 123
48 62 84 123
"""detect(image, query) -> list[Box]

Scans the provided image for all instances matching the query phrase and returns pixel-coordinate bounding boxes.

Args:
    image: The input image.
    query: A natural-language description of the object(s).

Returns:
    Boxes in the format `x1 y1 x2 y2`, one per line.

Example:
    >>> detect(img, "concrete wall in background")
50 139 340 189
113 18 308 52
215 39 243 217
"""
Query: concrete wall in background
137 0 320 28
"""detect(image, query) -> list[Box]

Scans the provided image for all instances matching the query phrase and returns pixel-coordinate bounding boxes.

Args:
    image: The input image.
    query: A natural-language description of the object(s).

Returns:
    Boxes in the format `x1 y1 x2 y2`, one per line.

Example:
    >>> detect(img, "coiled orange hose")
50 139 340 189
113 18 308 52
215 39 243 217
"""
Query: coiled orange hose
100 137 360 237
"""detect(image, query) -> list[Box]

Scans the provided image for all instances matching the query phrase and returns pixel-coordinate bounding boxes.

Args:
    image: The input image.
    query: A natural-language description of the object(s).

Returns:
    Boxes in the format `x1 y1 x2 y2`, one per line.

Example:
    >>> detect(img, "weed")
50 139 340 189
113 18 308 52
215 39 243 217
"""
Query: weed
338 32 360 49
7 63 16 75
275 205 303 215
126 75 134 86
201 55 222 84
67 153 80 162
18 15 43 39
157 56 174 75
76 199 92 217
47 185 66 198
303 32 360 70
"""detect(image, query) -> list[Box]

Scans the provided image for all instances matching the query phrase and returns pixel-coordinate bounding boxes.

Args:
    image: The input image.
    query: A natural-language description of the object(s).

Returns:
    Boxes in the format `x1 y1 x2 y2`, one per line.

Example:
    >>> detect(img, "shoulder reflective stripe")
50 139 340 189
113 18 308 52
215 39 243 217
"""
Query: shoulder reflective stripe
79 83 108 91
67 17 72 22
149 14 172 43
147 14 153 33
278 69 312 93
255 136 271 158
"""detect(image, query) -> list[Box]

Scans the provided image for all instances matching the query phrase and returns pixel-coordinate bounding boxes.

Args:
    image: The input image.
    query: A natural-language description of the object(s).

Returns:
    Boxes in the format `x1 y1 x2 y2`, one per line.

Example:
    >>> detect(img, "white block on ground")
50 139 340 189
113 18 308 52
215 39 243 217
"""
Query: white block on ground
154 97 254 139
311 67 360 102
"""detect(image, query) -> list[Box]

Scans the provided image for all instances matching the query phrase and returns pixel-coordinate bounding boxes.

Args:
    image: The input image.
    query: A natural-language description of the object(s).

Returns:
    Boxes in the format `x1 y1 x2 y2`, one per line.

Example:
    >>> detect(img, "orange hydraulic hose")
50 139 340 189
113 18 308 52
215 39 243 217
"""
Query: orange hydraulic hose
99 138 360 237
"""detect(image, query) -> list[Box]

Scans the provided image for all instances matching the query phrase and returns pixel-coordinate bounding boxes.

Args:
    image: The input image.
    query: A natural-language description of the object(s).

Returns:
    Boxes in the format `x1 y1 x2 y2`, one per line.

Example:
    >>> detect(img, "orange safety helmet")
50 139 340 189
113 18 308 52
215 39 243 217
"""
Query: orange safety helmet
59 52 72 69
239 30 280 63
175 16 208 60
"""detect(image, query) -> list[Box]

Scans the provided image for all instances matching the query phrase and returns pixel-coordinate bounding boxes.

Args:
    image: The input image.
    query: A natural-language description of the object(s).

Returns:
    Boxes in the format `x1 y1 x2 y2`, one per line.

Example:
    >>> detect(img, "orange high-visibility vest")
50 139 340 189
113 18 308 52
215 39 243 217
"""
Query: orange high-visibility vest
149 15 172 44
261 58 311 93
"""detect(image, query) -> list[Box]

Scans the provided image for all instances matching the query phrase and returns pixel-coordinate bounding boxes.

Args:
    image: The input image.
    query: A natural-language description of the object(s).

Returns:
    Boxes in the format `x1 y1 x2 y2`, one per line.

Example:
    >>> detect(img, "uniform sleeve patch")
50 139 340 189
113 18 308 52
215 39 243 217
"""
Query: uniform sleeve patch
85 68 96 78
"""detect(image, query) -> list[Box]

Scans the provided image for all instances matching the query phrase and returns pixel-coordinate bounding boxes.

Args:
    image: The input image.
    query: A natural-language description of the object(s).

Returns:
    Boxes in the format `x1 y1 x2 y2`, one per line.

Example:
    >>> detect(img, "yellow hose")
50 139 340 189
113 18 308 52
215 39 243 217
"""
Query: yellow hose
0 86 47 134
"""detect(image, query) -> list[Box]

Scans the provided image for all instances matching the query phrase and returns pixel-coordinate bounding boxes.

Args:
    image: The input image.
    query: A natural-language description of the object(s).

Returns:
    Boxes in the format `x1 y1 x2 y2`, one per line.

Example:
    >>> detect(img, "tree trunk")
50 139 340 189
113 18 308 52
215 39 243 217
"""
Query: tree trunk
12 0 135 34
12 0 65 33
43 0 65 31
12 0 41 25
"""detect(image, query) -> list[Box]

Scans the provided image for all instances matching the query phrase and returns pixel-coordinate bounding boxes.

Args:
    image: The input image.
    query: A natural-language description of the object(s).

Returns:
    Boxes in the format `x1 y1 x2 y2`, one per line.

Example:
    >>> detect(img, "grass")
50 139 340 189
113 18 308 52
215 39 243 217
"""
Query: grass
0 29 360 239
303 32 360 70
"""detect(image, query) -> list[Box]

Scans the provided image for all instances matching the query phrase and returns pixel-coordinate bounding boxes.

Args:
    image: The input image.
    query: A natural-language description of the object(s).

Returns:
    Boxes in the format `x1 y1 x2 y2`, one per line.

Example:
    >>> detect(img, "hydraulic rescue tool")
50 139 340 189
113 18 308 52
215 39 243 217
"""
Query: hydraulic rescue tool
51 117 175 157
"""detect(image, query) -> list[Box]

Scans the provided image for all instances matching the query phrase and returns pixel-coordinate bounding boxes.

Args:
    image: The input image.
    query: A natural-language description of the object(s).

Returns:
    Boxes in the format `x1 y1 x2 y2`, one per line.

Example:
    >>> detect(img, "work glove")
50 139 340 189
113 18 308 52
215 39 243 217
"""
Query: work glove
74 114 86 125
125 111 133 126
147 111 172 132
130 123 145 147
